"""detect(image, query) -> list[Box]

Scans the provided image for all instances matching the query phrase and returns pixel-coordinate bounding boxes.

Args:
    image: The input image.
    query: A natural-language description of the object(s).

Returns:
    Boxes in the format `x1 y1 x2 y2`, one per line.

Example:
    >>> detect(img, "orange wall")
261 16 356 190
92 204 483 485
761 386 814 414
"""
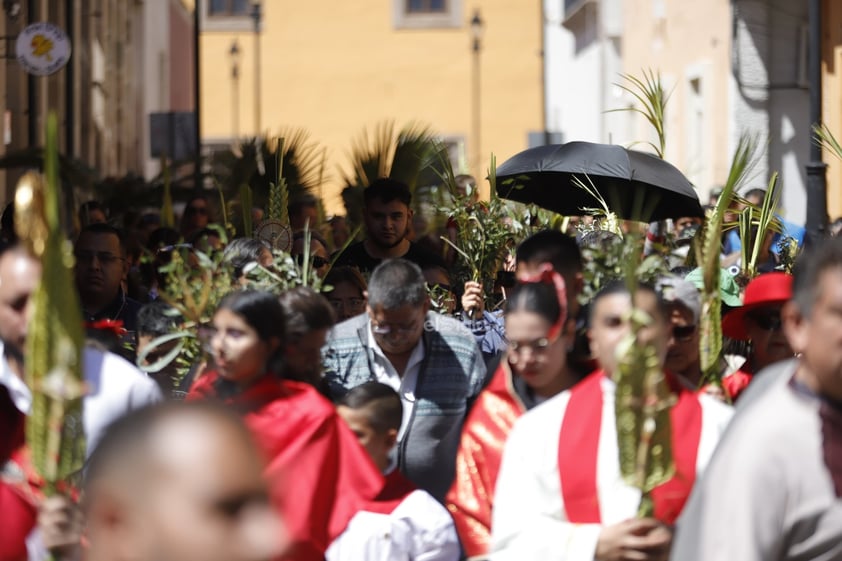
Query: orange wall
200 0 543 213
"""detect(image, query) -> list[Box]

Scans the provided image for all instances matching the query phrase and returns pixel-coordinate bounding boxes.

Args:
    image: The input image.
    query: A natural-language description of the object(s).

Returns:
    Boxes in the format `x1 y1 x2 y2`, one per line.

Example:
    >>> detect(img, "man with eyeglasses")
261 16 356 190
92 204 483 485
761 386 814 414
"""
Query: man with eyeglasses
74 223 142 334
323 259 486 502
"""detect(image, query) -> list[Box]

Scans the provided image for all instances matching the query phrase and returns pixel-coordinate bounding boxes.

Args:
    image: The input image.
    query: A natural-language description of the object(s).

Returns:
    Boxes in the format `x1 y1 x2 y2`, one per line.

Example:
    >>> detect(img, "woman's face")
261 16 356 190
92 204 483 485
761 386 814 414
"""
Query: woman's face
210 308 278 386
326 281 366 321
505 309 569 398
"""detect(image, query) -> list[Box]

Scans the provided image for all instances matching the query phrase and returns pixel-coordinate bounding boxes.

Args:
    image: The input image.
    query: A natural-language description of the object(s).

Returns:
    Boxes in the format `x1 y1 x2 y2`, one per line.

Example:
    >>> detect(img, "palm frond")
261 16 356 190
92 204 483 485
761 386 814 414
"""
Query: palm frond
695 133 761 385
611 70 672 158
813 123 842 161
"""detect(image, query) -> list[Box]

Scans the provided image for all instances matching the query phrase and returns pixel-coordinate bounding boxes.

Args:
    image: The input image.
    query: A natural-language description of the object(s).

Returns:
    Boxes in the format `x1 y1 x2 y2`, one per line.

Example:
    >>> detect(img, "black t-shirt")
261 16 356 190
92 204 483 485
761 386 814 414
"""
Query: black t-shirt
332 240 445 275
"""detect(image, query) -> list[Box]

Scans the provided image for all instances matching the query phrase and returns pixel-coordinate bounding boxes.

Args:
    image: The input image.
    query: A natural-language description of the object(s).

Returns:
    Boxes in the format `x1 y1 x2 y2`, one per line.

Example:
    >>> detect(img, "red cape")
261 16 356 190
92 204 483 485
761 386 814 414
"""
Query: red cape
446 361 525 558
188 373 384 561
0 387 38 561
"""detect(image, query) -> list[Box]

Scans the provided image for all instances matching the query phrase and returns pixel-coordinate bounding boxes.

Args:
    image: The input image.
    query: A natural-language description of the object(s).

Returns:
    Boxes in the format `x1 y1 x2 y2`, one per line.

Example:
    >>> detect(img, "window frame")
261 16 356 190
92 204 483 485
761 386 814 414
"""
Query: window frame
393 0 463 29
201 0 259 33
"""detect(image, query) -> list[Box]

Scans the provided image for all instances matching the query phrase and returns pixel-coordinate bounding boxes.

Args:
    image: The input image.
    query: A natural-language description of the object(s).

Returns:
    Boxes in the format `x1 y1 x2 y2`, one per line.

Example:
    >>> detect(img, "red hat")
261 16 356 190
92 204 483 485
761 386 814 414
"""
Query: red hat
722 272 793 340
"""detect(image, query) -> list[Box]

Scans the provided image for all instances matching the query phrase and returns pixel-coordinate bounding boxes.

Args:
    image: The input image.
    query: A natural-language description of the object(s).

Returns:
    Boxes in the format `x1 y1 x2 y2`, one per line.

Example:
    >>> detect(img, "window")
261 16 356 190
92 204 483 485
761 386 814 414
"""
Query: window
202 0 256 32
394 0 461 29
209 0 250 17
407 0 447 13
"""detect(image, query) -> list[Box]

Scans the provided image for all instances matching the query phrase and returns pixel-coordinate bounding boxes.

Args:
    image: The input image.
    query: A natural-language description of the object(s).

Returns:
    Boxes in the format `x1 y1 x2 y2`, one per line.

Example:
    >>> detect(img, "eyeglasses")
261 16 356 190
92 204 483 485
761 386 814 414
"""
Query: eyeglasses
296 254 329 268
75 250 124 266
672 324 697 342
507 337 553 357
329 297 365 312
185 205 208 216
748 312 782 331
370 318 420 336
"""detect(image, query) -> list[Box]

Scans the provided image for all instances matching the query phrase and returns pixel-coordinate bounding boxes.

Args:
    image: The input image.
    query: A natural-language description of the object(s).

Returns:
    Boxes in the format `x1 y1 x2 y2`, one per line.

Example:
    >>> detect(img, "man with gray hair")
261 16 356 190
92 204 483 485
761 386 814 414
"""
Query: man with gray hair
323 258 486 502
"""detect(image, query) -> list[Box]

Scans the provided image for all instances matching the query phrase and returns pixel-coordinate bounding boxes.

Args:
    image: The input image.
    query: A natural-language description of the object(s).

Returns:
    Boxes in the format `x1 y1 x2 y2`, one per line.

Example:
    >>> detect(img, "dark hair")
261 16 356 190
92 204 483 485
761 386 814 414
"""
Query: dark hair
216 290 285 347
1 202 16 243
504 281 563 325
517 230 583 277
76 223 126 252
279 286 336 341
589 280 669 324
367 258 426 310
792 236 842 318
137 300 182 338
743 188 767 202
364 178 412 207
222 237 270 278
292 230 329 251
323 266 367 295
289 194 318 218
338 382 403 434
78 200 107 225
187 227 222 246
86 401 251 491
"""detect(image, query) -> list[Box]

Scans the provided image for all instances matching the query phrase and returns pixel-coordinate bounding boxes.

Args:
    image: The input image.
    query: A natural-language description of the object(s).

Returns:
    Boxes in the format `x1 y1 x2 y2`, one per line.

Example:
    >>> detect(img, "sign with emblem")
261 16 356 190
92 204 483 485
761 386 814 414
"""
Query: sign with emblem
16 22 72 76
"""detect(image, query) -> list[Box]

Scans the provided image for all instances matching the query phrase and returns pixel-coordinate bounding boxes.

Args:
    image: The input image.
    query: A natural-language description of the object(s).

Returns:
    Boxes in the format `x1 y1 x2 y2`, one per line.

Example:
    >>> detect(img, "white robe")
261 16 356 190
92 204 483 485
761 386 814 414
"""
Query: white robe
489 376 733 561
326 488 460 561
672 360 842 561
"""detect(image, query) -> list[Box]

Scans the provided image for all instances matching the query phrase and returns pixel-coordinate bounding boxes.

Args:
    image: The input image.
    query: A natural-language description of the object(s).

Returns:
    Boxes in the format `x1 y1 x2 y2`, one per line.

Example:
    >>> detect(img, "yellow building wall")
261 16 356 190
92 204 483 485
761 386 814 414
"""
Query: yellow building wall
200 0 543 214
620 0 732 197
823 0 842 219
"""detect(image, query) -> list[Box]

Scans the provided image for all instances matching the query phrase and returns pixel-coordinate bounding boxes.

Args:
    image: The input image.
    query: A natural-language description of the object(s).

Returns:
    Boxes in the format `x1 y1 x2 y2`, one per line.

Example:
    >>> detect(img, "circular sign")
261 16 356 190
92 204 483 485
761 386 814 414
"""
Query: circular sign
16 22 72 76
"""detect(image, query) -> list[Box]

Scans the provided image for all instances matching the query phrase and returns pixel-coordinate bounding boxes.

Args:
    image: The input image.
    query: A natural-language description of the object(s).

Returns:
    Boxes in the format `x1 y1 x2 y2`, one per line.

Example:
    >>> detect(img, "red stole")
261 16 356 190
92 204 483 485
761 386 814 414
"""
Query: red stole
557 370 702 525
445 361 526 558
367 468 418 515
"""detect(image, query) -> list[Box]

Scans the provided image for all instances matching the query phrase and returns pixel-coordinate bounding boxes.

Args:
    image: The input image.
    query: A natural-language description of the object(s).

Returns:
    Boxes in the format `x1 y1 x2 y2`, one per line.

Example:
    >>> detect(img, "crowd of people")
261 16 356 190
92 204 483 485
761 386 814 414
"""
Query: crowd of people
1 173 841 561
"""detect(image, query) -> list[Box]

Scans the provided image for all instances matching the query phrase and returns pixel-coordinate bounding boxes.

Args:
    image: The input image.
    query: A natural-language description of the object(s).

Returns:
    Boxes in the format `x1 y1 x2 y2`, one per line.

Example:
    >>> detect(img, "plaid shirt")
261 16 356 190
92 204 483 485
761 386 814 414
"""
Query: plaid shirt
323 311 487 502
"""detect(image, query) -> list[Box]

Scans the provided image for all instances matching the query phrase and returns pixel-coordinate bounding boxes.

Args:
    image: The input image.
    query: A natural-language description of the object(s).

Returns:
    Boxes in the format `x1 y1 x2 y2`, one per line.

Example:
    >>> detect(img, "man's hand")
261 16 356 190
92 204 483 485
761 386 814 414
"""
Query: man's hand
39 495 83 560
595 518 673 561
461 281 485 318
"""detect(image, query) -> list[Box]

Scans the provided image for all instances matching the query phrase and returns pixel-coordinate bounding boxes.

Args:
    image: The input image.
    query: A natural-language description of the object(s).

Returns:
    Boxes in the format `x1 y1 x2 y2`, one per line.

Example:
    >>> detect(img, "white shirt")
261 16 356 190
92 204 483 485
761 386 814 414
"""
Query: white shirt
0 343 163 457
326 466 461 561
368 323 425 441
490 376 733 561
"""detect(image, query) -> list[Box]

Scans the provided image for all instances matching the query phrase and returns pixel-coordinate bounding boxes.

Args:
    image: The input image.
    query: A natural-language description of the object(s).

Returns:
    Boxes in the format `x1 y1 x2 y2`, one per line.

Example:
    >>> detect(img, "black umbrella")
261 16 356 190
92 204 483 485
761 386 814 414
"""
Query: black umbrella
495 141 703 221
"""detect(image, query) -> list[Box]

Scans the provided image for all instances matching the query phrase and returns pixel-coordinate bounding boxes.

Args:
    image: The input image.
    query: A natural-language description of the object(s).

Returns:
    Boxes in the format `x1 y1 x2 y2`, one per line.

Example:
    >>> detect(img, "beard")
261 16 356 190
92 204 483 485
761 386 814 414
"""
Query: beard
372 225 409 250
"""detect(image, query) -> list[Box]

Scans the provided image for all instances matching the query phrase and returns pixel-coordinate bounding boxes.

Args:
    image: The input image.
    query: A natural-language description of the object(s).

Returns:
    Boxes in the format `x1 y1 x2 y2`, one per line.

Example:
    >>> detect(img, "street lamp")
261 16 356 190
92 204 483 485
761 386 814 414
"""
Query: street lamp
230 39 241 139
470 9 484 175
250 0 262 136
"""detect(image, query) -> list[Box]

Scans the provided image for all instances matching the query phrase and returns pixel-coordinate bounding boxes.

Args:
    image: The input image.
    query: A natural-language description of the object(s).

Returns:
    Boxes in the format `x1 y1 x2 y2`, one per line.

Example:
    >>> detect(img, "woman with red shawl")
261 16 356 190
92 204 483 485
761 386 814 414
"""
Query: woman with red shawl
188 290 383 561
446 270 574 559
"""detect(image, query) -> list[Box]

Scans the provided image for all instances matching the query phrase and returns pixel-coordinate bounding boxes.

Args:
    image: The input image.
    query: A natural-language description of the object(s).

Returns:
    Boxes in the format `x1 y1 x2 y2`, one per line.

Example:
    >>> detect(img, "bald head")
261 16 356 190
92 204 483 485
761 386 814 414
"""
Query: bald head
85 403 285 561
0 245 41 356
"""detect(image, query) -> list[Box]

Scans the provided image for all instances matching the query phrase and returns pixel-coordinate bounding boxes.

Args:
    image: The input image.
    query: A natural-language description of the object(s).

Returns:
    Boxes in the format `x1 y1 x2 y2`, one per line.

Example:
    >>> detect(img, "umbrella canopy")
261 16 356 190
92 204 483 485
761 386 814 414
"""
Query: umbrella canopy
495 141 703 221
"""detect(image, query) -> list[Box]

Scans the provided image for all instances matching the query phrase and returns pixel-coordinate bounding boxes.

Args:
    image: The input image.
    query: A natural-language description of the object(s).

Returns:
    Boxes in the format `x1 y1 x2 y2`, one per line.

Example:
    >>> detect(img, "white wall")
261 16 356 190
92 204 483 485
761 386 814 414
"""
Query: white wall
731 0 809 225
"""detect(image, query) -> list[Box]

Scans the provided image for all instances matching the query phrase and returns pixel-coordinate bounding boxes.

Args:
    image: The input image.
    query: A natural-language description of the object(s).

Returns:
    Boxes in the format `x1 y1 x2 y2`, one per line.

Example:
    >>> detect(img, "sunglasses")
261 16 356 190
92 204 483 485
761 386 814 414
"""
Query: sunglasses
296 254 329 268
748 312 782 331
185 206 208 215
672 324 697 342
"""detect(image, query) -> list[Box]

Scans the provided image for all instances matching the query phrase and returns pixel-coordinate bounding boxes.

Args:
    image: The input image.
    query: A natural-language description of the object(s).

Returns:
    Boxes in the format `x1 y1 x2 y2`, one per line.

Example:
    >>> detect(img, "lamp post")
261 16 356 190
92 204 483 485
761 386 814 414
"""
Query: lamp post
250 0 262 136
230 39 241 140
805 0 827 244
470 9 484 175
